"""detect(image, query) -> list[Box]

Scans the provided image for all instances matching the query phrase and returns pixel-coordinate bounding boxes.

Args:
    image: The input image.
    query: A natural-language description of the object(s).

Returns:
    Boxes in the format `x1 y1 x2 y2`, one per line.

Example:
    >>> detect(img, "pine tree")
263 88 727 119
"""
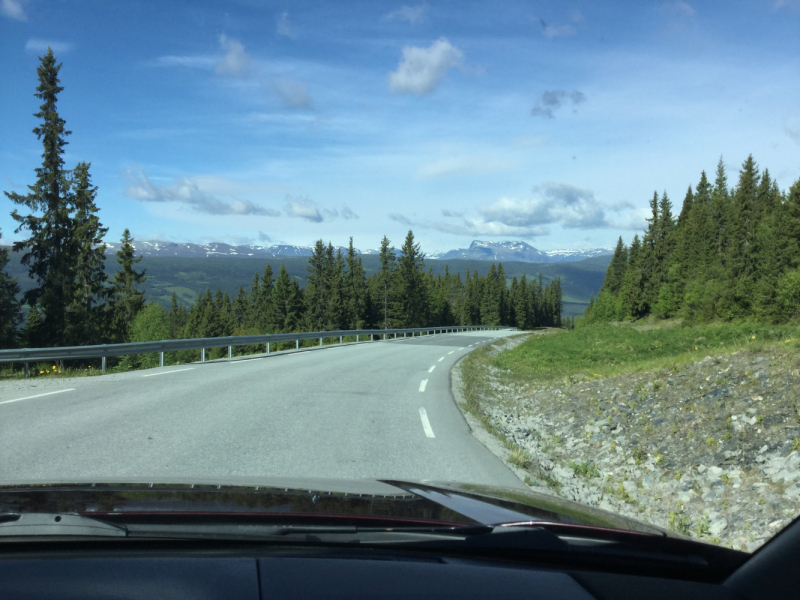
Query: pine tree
720 155 761 318
65 162 109 345
304 240 332 331
391 231 427 327
110 229 146 342
273 264 301 332
605 237 628 296
21 304 45 349
259 265 275 330
377 236 396 329
0 231 22 348
619 235 646 318
5 49 76 347
344 238 367 329
168 291 187 339
325 248 346 330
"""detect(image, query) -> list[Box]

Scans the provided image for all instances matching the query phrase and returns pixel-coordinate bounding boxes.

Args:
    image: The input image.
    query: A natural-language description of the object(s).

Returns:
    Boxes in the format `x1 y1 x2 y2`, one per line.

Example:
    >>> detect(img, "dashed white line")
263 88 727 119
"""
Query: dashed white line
459 348 465 351
438 357 444 362
448 351 454 355
428 365 436 373
419 379 428 392
419 408 435 438
142 368 195 378
0 388 75 407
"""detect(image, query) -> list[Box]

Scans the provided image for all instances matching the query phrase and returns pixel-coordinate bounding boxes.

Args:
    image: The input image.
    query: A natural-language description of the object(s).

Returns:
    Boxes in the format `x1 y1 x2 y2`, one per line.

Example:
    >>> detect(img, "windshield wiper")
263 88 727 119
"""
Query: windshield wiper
0 513 127 538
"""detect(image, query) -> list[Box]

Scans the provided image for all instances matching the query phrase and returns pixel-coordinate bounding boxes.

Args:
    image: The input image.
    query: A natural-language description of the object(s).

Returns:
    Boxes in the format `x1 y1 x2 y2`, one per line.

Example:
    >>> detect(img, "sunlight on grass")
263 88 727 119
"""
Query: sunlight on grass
493 322 800 382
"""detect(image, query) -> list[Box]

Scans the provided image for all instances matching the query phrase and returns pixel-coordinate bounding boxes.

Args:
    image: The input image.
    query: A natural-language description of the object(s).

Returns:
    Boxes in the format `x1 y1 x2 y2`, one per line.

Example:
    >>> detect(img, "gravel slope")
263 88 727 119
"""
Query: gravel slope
453 335 800 552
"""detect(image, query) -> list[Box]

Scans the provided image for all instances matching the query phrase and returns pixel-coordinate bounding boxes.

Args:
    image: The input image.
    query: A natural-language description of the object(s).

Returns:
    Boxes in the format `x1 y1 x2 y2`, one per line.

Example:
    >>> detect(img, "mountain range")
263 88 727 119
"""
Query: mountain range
103 240 613 264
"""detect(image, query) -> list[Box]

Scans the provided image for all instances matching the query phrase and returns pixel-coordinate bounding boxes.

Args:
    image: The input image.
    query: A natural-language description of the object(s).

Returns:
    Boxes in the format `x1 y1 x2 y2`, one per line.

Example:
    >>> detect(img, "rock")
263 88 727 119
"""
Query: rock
709 518 728 536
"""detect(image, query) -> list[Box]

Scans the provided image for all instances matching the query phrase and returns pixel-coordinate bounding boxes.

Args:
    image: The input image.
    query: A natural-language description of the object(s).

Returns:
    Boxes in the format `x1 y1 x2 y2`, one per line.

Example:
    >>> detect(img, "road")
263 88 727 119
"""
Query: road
0 330 524 489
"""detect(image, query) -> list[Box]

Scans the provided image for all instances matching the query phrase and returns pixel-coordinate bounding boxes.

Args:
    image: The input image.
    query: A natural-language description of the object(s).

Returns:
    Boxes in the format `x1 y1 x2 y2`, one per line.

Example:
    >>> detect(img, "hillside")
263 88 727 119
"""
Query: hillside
1 248 610 317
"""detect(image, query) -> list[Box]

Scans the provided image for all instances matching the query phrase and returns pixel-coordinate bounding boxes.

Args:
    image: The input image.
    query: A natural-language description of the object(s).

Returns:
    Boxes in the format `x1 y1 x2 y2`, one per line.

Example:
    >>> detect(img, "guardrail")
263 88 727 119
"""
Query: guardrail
0 325 513 377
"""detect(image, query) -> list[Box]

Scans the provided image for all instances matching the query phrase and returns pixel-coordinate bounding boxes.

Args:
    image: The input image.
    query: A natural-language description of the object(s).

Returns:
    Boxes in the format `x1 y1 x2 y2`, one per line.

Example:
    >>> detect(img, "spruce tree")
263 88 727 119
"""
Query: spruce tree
605 237 628 295
0 231 22 348
305 240 331 331
377 236 396 329
5 48 75 347
168 291 187 339
252 265 274 332
273 264 301 332
110 229 146 342
344 238 367 329
65 162 109 345
391 230 427 327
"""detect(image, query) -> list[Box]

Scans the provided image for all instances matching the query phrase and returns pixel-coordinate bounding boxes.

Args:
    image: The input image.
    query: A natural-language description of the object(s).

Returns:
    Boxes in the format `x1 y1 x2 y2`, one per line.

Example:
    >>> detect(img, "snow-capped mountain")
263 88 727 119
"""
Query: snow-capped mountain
427 240 614 263
103 241 332 258
101 239 612 263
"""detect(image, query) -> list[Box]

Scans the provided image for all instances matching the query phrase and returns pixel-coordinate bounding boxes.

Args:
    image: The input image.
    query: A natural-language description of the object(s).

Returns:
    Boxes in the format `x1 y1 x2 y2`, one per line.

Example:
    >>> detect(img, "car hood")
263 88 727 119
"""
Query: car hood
0 476 671 537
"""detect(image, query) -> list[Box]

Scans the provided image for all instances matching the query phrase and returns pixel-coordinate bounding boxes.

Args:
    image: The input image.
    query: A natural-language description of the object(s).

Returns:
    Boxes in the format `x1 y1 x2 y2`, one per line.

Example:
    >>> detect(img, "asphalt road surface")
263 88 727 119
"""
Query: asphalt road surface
0 331 524 489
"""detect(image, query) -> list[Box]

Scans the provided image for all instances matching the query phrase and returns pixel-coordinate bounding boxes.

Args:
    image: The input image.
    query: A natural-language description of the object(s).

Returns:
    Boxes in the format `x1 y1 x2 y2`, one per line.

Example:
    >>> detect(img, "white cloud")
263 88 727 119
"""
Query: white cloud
1 0 26 21
215 34 250 76
392 181 644 240
271 77 313 109
284 197 357 222
339 206 359 220
388 37 463 95
24 39 73 54
539 18 576 38
384 4 427 24
415 156 515 180
156 55 215 69
662 1 695 17
285 196 322 222
124 167 279 216
276 10 297 39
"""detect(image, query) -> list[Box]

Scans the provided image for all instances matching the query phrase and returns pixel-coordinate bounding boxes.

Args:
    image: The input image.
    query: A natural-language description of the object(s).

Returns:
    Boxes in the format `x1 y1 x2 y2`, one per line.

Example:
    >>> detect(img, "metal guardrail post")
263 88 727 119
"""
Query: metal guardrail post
24 362 29 379
159 352 164 368
201 349 205 362
319 337 322 347
295 340 299 350
267 342 270 354
339 336 342 344
228 346 232 359
101 356 106 373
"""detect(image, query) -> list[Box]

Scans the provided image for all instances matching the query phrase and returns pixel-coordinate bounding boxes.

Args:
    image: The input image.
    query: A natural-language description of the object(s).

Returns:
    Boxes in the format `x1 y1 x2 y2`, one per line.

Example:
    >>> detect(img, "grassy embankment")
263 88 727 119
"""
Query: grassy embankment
459 321 800 484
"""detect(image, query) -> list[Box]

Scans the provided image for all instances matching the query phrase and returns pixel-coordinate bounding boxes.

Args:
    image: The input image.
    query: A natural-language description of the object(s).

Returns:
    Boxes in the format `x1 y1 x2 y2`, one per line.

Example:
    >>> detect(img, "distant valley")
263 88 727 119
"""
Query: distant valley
2 245 610 318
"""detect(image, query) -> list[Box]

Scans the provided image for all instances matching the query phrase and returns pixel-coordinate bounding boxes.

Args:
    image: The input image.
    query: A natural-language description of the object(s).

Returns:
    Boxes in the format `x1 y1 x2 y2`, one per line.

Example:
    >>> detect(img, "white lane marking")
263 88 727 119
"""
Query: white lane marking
419 379 428 392
419 408 435 438
428 365 436 373
448 351 454 354
142 368 194 378
459 348 465 350
0 388 75 406
230 358 265 364
438 357 444 362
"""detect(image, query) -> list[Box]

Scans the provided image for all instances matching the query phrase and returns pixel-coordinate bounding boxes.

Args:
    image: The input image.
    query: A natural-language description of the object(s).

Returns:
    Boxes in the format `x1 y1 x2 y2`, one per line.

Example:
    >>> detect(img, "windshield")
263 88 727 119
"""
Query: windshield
1 0 798 556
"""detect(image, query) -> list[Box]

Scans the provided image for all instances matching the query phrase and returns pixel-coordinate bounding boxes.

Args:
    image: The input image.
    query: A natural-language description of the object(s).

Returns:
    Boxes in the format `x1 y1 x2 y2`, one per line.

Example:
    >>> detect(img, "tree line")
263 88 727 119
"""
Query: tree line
0 49 563 357
584 156 800 324
123 231 563 365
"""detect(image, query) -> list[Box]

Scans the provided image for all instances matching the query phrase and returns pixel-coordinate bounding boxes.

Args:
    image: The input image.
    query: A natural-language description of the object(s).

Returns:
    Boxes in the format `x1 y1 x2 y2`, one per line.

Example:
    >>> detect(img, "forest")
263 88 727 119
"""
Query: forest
583 156 800 325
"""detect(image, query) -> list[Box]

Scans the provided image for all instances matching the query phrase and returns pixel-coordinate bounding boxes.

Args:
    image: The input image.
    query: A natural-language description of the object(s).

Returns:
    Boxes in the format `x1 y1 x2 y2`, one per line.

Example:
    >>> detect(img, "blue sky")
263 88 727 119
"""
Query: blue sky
2 0 799 253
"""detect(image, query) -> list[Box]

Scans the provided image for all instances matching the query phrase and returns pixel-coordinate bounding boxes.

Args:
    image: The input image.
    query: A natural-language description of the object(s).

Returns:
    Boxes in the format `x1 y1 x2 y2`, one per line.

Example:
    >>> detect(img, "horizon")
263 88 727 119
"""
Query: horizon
2 1 799 252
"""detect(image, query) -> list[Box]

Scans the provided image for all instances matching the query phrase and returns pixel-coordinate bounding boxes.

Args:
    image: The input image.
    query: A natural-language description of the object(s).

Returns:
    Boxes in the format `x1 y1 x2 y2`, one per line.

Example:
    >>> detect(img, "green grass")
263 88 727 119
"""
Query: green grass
493 322 800 382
